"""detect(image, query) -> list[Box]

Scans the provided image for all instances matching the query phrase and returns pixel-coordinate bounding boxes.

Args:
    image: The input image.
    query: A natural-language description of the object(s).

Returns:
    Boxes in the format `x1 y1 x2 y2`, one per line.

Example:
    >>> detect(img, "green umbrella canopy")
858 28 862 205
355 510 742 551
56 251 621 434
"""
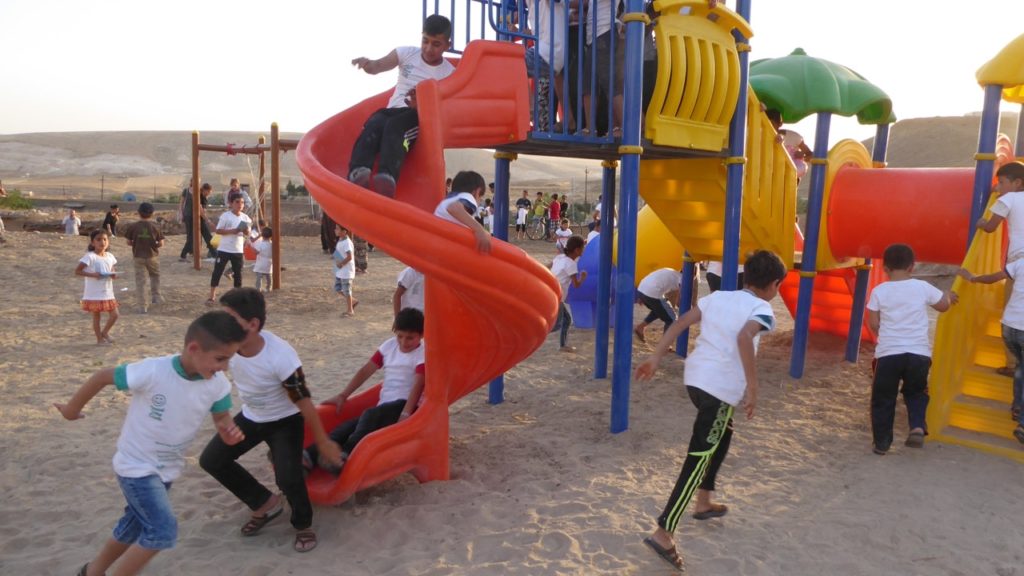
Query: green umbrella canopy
750 48 895 125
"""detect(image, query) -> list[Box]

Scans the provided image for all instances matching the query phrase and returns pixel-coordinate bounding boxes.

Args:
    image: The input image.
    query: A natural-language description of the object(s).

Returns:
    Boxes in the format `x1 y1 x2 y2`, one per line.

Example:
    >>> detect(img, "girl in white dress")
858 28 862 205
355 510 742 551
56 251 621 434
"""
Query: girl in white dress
75 229 119 344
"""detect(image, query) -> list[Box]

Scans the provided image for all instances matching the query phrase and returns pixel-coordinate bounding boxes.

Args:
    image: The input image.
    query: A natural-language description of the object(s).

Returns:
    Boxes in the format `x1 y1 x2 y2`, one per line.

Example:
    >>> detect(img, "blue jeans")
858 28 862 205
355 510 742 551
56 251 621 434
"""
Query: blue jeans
1001 324 1024 422
551 301 572 347
113 474 177 550
639 293 676 330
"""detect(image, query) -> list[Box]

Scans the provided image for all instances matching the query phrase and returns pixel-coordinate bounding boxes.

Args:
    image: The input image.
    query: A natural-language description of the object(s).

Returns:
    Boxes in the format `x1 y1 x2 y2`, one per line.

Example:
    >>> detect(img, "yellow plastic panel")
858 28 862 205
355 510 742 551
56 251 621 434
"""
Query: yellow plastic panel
817 140 871 271
645 0 750 151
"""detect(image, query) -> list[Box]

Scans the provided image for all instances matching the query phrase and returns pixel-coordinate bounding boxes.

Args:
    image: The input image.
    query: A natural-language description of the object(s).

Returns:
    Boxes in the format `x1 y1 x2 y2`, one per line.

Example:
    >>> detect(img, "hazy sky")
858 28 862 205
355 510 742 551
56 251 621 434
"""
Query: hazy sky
2 0 1022 145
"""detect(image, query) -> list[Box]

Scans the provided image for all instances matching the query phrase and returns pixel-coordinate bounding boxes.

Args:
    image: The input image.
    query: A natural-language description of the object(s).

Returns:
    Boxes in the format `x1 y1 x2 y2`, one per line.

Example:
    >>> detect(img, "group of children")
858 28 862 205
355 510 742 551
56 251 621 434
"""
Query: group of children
73 192 275 343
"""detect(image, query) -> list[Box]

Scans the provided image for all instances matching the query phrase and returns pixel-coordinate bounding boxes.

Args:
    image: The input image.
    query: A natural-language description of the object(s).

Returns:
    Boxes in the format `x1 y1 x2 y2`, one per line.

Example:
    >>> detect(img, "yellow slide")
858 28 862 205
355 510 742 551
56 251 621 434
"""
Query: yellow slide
930 194 1024 463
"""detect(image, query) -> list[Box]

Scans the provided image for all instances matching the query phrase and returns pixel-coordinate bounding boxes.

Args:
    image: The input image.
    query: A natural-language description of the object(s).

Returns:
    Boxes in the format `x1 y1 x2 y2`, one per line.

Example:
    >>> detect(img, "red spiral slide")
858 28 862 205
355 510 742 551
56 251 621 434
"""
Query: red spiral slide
295 40 559 505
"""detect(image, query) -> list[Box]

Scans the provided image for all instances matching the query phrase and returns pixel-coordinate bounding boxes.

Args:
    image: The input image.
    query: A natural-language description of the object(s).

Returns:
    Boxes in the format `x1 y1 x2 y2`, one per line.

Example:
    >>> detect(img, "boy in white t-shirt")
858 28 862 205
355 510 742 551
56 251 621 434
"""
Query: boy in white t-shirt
208 192 253 304
347 15 454 197
306 307 426 473
585 219 601 244
199 288 341 553
634 267 681 344
515 205 529 241
333 224 356 316
554 218 573 253
433 170 492 253
634 250 786 572
549 235 588 352
55 311 247 576
866 244 957 455
393 266 425 319
975 161 1024 376
960 255 1024 443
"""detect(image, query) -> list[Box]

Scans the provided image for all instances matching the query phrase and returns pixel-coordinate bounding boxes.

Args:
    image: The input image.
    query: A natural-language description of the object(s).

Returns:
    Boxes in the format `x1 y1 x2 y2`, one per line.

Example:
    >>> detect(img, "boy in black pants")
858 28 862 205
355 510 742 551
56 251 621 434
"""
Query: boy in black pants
634 251 787 572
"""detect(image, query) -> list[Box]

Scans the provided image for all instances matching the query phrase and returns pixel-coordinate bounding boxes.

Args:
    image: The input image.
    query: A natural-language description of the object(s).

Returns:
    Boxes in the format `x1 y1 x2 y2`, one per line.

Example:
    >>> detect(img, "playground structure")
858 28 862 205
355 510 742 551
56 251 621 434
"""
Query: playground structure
294 0 1024 503
187 124 297 289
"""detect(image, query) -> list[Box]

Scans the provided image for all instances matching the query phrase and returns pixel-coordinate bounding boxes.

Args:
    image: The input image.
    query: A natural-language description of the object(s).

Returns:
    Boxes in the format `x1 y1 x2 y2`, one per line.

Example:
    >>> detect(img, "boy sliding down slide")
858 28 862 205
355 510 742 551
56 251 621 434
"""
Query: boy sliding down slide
348 14 454 198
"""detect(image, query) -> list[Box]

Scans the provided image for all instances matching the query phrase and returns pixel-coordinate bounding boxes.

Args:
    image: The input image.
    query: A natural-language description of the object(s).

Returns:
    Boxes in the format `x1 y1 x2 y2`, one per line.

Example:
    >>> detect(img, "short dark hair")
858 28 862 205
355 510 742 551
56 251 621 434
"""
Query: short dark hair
227 191 244 204
109 204 119 209
219 287 266 330
882 243 915 271
200 182 213 191
742 250 787 289
185 310 247 350
261 226 273 239
997 161 1024 183
395 307 425 334
138 202 154 216
564 235 586 254
451 170 485 195
423 14 452 39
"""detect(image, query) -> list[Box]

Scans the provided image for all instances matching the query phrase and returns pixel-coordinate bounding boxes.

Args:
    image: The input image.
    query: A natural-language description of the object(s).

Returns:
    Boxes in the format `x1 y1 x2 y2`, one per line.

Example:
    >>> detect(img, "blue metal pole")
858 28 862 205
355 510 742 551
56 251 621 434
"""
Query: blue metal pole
789 112 833 378
488 153 514 404
609 0 645 434
720 2 752 292
675 255 695 358
844 123 890 363
1017 103 1024 158
969 84 1004 244
594 160 617 379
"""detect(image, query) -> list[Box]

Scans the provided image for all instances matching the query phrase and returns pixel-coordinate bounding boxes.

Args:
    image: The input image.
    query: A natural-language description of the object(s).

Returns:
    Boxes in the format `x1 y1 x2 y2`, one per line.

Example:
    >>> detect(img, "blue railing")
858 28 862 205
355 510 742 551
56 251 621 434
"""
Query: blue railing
425 0 632 146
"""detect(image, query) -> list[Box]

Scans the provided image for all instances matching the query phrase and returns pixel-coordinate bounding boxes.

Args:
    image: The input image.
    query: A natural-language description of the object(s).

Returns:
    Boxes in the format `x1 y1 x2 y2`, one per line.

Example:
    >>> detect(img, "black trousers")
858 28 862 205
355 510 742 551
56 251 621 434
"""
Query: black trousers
210 251 243 288
307 399 406 462
349 108 420 180
180 217 214 259
657 386 734 534
199 412 312 530
706 271 745 293
871 353 931 450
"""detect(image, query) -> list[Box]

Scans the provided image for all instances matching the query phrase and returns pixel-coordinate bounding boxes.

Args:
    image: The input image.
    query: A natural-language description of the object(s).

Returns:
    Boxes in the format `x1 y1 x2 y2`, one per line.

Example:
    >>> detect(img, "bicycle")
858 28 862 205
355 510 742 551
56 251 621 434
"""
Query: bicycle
525 215 550 241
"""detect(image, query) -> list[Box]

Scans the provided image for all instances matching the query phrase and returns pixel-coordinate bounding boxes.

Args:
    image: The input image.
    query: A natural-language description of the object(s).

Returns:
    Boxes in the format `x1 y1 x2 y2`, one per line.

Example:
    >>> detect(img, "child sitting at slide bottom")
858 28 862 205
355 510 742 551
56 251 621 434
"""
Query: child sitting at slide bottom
305 307 426 473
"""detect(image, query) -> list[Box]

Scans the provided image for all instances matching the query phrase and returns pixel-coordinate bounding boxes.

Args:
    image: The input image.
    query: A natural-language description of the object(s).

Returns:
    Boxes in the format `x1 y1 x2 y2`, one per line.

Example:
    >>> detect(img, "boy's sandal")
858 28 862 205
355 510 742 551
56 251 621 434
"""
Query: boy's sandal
240 501 284 536
643 537 684 572
996 366 1015 377
205 298 216 306
1014 425 1024 445
692 503 728 520
294 529 318 553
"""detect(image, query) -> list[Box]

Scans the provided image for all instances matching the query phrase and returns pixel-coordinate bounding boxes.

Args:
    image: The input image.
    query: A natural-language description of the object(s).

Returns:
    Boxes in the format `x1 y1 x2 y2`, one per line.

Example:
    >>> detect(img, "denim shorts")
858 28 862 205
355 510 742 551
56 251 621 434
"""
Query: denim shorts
113 474 177 550
334 278 352 296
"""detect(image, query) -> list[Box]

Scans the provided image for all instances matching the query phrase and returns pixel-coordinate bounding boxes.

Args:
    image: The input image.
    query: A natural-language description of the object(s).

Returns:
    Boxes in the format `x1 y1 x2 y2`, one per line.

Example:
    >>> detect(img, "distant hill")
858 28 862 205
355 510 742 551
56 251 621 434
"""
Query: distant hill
0 113 1019 201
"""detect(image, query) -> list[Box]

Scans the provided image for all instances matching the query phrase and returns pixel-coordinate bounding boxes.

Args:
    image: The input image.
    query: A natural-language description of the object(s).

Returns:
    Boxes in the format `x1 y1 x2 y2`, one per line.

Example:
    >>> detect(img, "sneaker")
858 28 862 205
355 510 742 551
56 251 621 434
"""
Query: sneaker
152 295 164 305
1014 425 1024 445
348 167 371 187
371 173 396 198
872 444 888 455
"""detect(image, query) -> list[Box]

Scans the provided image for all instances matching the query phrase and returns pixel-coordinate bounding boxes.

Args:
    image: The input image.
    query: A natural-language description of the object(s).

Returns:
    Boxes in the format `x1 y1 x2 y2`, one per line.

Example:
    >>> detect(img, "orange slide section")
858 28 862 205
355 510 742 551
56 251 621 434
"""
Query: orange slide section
296 40 559 505
779 165 975 342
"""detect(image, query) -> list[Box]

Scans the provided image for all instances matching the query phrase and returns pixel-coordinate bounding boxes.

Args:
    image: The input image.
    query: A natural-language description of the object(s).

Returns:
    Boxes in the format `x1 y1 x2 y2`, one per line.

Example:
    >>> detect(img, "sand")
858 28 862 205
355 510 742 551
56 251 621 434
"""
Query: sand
1 227 1022 576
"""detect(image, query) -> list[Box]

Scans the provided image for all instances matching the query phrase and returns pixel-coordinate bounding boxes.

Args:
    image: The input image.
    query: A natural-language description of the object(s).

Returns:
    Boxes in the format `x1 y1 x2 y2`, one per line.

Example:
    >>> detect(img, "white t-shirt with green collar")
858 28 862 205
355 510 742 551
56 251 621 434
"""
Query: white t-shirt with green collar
112 355 232 482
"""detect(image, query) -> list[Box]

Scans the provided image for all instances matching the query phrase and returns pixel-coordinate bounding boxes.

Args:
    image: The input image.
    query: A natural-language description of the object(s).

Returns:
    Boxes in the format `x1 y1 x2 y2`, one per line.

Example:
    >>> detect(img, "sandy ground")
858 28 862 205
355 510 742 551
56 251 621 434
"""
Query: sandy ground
1 228 1022 576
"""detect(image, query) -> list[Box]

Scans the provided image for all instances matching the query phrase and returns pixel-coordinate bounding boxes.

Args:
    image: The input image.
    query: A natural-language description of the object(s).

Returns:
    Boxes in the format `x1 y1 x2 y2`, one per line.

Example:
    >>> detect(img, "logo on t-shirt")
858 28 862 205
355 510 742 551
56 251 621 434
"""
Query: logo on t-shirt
149 393 167 421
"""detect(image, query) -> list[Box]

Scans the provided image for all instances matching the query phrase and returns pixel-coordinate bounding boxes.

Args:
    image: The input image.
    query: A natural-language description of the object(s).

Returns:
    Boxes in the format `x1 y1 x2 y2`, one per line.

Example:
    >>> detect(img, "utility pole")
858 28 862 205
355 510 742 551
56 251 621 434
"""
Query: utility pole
100 175 105 201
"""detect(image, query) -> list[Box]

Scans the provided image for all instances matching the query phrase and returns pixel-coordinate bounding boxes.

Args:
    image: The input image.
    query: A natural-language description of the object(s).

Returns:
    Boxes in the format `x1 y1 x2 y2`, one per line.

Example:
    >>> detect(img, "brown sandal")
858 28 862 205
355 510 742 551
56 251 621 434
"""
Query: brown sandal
240 501 283 536
294 529 318 553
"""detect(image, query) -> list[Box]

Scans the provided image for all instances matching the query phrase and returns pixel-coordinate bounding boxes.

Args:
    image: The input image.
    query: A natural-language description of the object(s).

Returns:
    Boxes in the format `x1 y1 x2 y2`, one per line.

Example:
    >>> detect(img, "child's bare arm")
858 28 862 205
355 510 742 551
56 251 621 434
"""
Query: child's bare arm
976 214 1004 233
324 360 378 414
959 268 1008 285
931 290 958 312
337 251 352 268
634 307 702 380
570 269 588 288
866 309 881 335
400 372 426 422
351 50 399 75
294 397 343 466
736 320 764 420
446 203 492 253
74 262 100 279
54 367 116 420
211 411 244 445
393 286 407 318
